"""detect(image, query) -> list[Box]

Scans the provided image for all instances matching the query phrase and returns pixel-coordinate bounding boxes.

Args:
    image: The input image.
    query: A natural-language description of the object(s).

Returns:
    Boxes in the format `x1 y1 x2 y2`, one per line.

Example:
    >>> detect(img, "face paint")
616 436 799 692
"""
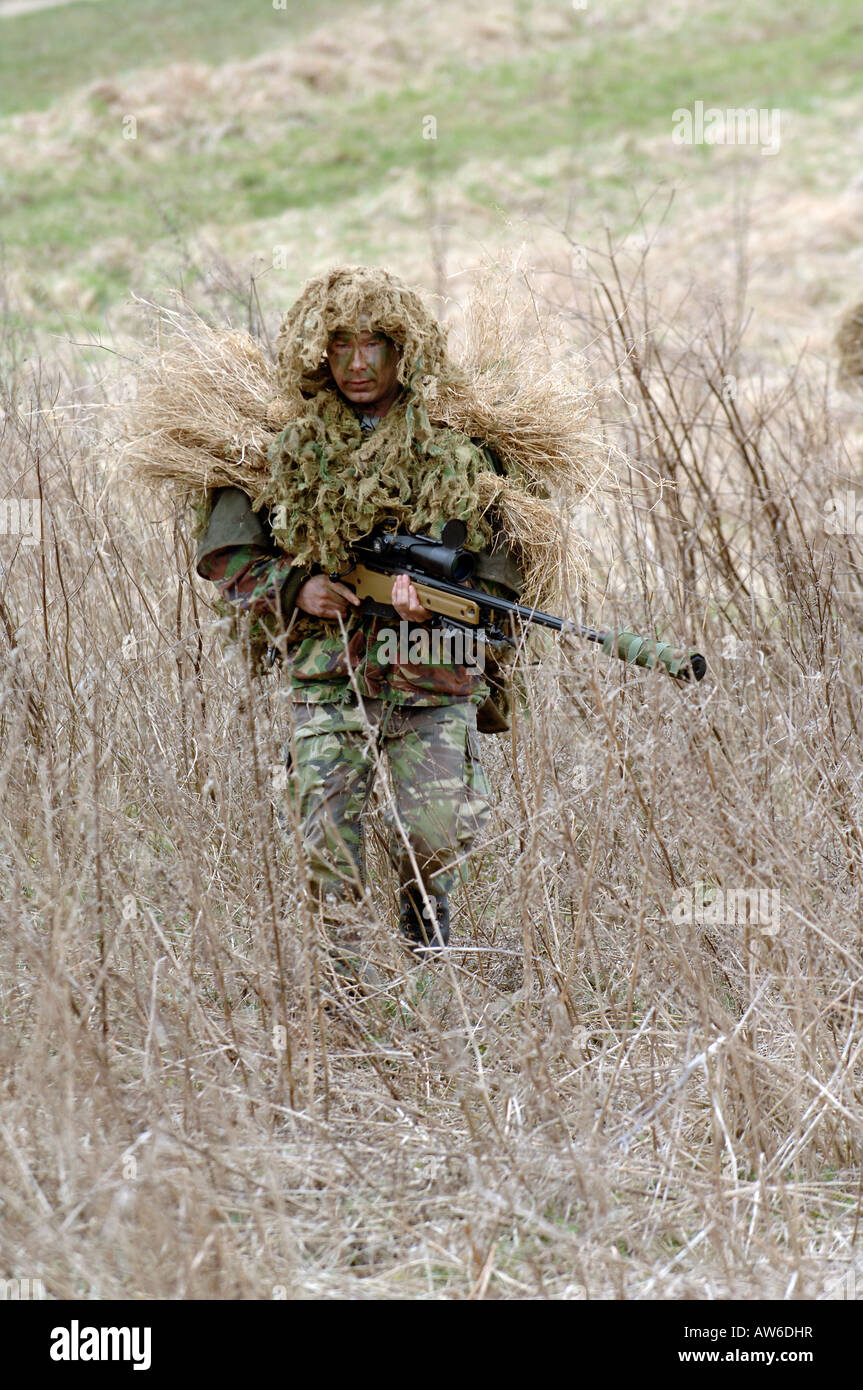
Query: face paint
326 328 402 416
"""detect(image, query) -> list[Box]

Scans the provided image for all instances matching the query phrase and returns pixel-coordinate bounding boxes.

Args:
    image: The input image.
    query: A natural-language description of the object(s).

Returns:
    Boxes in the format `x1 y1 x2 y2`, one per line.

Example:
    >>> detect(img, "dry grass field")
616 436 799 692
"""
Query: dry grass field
2 0 863 1302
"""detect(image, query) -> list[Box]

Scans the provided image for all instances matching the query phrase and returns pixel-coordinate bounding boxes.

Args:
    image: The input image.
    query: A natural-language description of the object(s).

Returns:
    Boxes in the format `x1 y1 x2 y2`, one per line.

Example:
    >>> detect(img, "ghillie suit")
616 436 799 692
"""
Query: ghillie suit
124 265 605 728
263 266 495 570
124 261 602 618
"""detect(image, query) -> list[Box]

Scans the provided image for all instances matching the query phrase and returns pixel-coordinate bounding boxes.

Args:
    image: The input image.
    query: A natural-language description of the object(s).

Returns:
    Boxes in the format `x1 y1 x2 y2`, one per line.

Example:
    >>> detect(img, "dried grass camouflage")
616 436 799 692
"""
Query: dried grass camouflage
122 261 612 609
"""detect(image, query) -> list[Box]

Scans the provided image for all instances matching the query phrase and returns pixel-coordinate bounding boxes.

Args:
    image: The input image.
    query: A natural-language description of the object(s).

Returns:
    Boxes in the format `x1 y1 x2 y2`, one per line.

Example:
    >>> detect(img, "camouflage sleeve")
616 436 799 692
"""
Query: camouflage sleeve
194 486 310 623
197 544 308 622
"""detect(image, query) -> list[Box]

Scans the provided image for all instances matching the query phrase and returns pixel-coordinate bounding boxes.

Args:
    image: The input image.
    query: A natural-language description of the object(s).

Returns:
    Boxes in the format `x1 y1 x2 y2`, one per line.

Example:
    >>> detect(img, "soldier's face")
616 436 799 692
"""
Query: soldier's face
326 328 401 413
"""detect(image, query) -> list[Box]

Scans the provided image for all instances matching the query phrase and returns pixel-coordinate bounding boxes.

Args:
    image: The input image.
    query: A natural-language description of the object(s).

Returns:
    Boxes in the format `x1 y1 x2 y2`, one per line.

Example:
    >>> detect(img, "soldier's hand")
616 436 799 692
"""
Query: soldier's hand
296 575 361 619
392 573 432 622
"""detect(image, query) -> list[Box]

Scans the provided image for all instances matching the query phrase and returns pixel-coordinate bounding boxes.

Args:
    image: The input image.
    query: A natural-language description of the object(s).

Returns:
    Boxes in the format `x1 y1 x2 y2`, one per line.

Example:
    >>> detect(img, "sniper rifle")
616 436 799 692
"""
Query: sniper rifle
332 521 706 682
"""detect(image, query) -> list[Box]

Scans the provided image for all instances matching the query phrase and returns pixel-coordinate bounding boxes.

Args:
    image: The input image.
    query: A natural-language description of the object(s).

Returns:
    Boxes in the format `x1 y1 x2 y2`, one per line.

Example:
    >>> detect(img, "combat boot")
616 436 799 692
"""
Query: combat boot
398 884 450 957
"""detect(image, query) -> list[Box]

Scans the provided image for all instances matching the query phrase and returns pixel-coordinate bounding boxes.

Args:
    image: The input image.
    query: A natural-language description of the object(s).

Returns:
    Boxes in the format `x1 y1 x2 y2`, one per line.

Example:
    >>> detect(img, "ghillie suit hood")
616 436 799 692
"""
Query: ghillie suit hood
262 265 495 570
123 261 612 611
274 264 453 404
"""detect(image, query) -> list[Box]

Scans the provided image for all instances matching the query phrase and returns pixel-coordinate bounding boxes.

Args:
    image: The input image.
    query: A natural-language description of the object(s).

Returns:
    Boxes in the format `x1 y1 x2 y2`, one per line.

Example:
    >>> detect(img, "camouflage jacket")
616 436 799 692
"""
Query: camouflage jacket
195 442 524 719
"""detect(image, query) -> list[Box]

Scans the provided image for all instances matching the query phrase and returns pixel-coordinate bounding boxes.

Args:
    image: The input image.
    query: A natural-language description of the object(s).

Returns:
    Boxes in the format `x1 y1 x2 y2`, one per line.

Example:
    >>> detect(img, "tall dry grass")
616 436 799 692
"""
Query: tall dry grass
0 248 861 1300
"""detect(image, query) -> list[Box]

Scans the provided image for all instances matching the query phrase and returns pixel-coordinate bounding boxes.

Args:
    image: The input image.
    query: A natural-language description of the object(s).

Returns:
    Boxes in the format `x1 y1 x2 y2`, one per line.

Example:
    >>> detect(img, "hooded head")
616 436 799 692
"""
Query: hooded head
275 264 460 407
264 265 495 569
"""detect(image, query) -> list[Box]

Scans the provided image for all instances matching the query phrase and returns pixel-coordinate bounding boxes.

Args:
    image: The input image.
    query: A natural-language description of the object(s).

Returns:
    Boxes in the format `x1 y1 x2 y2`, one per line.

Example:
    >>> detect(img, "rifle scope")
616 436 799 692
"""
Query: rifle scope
363 521 475 584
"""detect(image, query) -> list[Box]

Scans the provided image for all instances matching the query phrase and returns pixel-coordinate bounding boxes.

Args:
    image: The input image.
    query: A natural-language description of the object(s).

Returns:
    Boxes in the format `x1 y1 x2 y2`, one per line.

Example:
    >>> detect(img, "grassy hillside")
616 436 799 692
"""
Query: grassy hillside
2 0 861 354
0 0 375 115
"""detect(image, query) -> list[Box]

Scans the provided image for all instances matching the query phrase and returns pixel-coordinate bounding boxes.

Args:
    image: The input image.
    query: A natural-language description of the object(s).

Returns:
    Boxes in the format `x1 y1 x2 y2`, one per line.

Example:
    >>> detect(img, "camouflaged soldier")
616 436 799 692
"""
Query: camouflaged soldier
195 266 524 960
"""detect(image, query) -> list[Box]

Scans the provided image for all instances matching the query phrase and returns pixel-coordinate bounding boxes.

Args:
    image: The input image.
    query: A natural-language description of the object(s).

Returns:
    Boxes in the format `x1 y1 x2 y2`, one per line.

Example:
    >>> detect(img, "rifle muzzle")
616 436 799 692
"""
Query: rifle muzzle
602 630 706 682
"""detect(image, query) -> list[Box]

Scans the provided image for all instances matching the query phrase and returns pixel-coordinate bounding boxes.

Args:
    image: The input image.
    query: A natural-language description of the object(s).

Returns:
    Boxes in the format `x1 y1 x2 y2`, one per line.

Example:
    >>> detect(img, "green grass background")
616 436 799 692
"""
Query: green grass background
2 0 860 336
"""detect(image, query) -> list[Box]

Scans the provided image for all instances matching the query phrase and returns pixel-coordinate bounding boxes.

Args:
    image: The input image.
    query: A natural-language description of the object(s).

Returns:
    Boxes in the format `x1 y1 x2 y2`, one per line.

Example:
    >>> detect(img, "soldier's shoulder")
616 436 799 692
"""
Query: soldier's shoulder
196 487 271 568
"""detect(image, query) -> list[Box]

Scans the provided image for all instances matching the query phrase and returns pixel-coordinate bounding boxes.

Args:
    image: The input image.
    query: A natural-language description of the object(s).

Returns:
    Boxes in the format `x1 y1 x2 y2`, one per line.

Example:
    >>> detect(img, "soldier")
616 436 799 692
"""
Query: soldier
195 266 523 964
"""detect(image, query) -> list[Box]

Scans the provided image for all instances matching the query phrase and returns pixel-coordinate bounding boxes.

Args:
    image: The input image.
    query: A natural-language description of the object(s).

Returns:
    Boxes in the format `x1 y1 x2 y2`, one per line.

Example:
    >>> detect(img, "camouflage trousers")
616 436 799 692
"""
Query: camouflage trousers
281 697 493 901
